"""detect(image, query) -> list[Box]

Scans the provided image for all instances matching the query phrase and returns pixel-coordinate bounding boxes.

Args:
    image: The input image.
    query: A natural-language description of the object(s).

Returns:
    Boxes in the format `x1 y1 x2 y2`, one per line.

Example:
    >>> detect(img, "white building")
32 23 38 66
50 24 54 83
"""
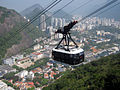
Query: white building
58 18 63 27
51 17 54 26
7 86 15 90
12 54 24 60
47 26 54 39
0 80 7 90
62 18 66 26
0 81 15 90
3 58 15 66
16 70 28 78
54 18 58 27
40 15 46 31
33 44 41 50
27 71 34 80
0 65 16 77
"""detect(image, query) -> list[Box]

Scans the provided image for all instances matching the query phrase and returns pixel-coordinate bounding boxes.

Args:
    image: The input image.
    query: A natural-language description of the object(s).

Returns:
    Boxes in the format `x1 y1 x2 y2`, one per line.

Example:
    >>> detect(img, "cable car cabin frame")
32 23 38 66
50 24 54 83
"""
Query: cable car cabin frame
52 21 84 65
52 47 84 65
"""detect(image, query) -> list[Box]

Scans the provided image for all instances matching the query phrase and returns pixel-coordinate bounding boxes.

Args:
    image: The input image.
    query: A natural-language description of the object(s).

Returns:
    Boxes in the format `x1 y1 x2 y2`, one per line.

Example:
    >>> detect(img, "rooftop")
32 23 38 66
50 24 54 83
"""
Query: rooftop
53 47 84 54
0 65 16 71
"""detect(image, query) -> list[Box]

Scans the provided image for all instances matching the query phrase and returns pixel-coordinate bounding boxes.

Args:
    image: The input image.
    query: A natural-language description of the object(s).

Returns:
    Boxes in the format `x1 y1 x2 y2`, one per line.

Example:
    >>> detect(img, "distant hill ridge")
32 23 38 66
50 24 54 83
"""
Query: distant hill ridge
20 4 72 20
20 4 43 17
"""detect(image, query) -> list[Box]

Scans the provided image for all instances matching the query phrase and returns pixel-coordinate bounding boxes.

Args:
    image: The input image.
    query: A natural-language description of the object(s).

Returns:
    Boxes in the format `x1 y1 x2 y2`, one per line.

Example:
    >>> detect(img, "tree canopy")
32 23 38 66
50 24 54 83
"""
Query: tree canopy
43 53 120 90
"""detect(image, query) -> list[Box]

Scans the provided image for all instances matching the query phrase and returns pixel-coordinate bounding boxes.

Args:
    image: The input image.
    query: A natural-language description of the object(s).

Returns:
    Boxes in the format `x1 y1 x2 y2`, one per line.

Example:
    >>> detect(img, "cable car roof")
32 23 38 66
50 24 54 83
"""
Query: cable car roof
53 47 84 54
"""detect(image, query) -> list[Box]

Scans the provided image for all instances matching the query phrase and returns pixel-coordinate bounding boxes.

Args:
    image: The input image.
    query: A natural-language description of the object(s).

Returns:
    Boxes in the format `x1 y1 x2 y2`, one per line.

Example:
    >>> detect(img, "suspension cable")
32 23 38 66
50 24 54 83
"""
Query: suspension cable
94 1 120 17
77 0 118 22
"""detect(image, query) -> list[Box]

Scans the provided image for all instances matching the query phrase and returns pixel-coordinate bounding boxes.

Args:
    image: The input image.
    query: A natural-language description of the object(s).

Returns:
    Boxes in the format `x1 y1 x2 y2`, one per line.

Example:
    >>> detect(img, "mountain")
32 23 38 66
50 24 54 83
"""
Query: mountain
53 10 72 20
20 4 44 19
0 6 33 59
0 6 21 35
20 4 72 26
20 4 52 27
43 53 120 90
0 6 46 61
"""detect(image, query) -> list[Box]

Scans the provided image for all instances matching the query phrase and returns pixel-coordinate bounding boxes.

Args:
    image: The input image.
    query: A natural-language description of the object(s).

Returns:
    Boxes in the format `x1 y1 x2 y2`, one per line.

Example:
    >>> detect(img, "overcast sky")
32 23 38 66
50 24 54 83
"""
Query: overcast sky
0 0 119 16
0 0 107 11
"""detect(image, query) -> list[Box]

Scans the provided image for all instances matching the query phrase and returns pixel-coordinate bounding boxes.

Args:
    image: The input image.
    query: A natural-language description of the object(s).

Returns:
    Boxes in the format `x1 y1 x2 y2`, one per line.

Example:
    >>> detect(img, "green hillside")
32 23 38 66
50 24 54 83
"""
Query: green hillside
0 6 47 64
43 53 120 90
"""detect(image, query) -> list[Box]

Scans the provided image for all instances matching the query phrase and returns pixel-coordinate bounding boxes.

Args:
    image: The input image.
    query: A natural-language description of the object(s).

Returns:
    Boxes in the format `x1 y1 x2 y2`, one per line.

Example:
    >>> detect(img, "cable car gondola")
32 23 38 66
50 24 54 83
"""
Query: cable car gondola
52 21 84 65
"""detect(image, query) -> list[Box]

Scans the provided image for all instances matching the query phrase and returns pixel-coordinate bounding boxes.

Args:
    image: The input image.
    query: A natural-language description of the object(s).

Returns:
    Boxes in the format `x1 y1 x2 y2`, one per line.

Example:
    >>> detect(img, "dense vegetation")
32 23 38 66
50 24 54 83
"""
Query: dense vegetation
43 53 120 90
0 24 22 62
2 72 19 83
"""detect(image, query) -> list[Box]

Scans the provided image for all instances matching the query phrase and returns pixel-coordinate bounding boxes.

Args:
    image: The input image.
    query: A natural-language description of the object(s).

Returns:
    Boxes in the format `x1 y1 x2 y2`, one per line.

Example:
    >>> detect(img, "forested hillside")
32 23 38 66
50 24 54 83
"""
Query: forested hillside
0 6 47 63
43 53 120 90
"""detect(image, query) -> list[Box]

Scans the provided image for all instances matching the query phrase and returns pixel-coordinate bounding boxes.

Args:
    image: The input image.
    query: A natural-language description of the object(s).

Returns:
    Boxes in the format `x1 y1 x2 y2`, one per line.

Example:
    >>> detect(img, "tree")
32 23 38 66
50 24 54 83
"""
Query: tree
31 59 34 62
27 87 35 90
12 65 24 72
43 53 120 90
3 72 15 80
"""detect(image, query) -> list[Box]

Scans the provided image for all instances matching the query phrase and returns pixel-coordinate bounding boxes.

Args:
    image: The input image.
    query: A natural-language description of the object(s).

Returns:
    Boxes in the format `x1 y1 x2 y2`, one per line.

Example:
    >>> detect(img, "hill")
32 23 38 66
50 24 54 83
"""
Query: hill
0 6 47 62
20 4 52 27
53 10 72 20
20 4 44 17
20 4 72 26
43 53 120 90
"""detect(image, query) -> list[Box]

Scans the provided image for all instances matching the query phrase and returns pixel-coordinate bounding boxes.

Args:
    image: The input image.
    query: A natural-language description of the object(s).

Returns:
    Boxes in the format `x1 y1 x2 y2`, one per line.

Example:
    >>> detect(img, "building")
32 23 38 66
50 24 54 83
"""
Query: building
54 18 58 27
40 15 46 31
27 71 34 80
49 71 56 79
47 62 53 67
16 70 34 80
31 52 44 60
0 80 15 90
32 67 43 74
15 70 28 78
44 73 49 79
62 18 66 26
0 80 7 90
17 57 30 64
3 58 15 66
58 67 66 72
7 86 15 90
58 18 63 27
47 26 54 39
12 54 24 60
51 17 54 26
33 44 41 50
0 65 16 77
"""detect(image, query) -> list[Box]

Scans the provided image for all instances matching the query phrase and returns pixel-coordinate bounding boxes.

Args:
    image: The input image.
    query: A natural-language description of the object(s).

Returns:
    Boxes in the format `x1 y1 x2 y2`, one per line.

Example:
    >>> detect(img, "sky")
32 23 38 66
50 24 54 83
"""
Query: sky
0 0 120 17
0 0 107 12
